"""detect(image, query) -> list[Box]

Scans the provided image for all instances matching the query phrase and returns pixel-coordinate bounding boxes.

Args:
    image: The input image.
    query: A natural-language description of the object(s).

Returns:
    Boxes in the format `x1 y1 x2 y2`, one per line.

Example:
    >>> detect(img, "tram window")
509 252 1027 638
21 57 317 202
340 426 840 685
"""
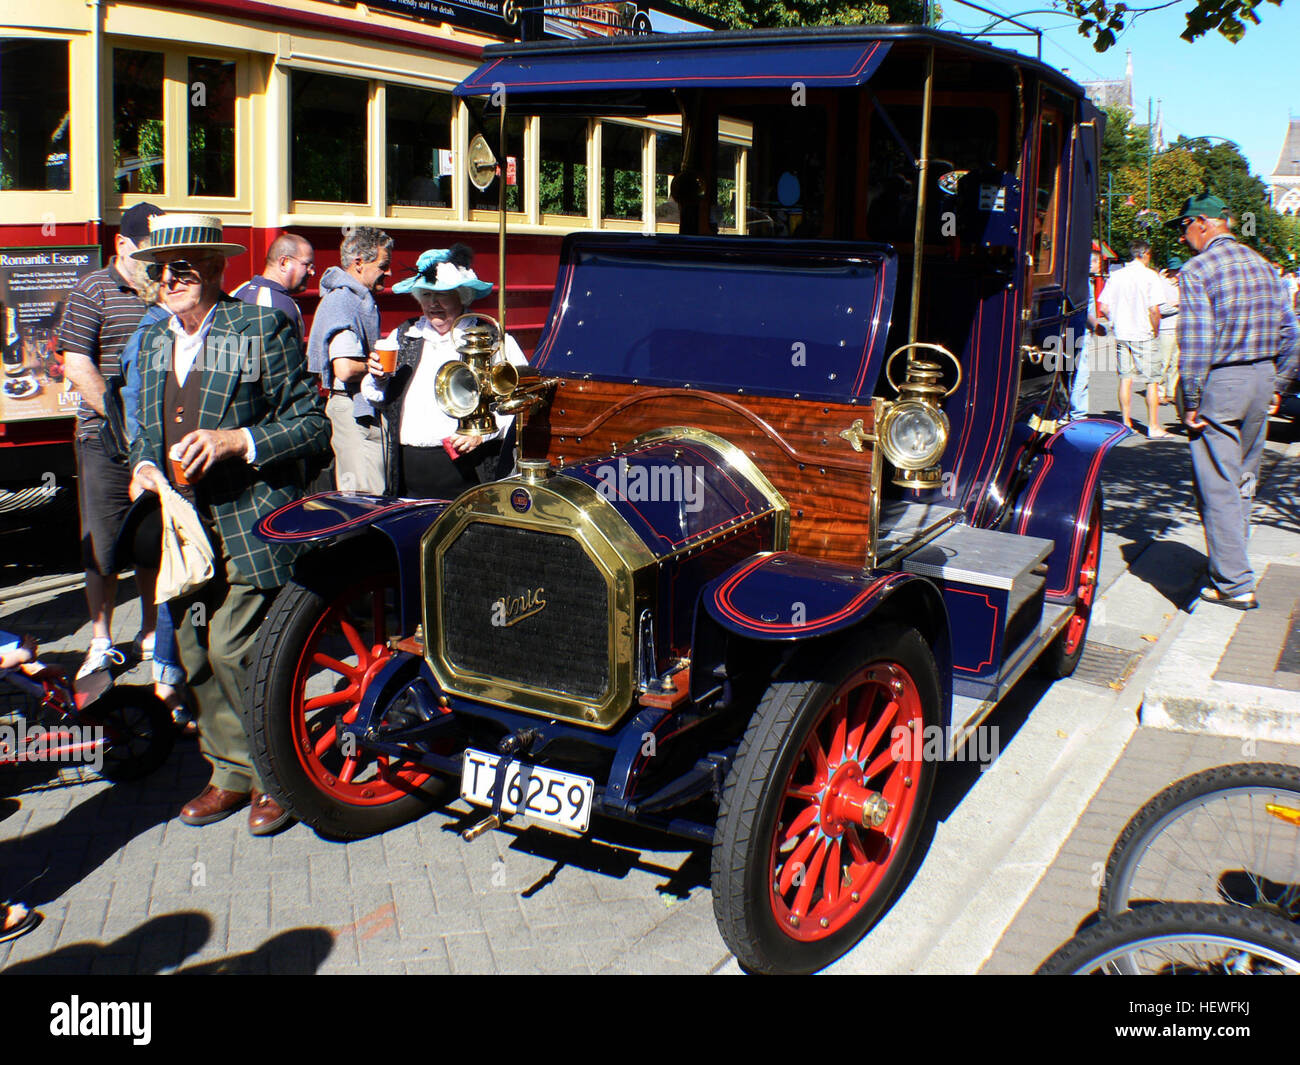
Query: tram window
600 122 643 222
715 141 741 233
0 39 70 192
188 57 236 198
111 49 163 195
539 115 588 219
469 114 525 213
387 85 452 209
653 130 682 228
291 71 368 204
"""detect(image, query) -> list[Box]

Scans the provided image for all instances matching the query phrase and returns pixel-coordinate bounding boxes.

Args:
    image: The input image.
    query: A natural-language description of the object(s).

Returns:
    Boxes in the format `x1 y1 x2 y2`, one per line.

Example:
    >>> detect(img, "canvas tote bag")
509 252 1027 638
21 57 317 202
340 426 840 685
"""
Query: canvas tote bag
155 482 215 603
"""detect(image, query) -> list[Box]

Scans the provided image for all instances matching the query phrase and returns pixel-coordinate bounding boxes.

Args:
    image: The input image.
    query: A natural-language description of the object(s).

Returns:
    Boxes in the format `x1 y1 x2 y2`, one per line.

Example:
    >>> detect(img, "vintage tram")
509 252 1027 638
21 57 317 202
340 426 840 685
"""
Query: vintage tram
248 24 1128 973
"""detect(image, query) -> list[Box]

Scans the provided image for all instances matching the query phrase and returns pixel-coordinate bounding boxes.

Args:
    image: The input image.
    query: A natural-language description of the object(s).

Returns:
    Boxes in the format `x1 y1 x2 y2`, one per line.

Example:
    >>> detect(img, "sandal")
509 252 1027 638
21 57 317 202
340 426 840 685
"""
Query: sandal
1197 587 1258 610
0 901 42 944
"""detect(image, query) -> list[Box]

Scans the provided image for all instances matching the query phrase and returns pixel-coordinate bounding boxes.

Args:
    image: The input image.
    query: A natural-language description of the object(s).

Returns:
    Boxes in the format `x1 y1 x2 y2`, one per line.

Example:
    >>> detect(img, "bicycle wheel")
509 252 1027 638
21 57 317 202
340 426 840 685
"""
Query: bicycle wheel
1100 762 1300 919
1038 902 1300 974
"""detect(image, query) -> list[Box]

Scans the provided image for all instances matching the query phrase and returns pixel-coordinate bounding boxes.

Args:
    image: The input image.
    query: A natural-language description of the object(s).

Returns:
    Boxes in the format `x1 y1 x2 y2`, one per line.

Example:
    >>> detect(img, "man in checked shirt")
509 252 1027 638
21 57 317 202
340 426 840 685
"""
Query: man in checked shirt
1174 193 1300 610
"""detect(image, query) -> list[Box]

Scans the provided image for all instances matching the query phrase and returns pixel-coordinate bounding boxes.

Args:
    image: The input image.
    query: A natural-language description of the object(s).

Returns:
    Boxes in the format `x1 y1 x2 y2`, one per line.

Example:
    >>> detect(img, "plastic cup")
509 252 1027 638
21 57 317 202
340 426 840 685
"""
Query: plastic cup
375 339 398 375
169 443 191 486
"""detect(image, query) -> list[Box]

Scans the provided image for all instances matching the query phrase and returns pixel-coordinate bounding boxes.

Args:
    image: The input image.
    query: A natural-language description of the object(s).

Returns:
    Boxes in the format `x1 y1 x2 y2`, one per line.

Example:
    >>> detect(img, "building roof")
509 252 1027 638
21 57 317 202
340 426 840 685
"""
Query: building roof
1272 118 1300 178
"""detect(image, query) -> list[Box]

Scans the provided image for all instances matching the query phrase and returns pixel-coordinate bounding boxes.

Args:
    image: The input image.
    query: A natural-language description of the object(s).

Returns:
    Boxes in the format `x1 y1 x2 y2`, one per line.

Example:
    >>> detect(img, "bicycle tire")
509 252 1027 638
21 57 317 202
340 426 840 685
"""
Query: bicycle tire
1038 902 1300 974
1100 762 1300 919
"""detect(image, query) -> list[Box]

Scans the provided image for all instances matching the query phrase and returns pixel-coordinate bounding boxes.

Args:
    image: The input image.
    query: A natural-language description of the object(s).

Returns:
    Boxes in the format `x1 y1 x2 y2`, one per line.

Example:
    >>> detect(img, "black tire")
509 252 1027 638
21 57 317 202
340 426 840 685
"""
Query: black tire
1037 902 1300 974
712 625 940 974
83 685 175 782
1040 491 1103 678
247 551 446 840
1100 762 1300 919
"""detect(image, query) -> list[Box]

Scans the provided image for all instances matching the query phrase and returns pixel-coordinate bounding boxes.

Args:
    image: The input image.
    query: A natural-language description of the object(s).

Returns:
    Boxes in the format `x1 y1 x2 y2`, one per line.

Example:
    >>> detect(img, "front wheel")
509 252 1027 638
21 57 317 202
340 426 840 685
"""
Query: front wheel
1037 902 1300 974
247 552 446 840
712 625 940 974
1100 762 1300 919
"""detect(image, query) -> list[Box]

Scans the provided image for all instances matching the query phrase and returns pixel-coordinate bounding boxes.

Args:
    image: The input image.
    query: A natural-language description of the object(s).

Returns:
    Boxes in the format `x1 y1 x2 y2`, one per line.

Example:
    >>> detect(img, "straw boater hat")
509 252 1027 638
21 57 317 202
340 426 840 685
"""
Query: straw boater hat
393 244 493 305
129 213 247 262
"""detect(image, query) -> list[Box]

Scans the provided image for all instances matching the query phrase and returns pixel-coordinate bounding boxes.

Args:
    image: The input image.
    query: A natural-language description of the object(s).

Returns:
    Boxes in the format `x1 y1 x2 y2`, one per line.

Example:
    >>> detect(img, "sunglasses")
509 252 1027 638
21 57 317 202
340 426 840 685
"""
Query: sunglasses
144 259 204 284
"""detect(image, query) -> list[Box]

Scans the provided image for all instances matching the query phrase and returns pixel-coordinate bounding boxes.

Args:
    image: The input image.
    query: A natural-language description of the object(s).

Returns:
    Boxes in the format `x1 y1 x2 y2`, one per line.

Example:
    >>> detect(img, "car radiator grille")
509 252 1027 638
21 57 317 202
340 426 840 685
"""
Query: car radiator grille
441 522 611 701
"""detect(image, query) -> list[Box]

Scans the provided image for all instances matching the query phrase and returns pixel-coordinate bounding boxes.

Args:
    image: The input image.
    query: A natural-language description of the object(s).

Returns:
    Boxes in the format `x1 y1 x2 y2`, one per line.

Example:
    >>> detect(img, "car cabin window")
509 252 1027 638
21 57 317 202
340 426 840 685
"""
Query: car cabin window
599 121 644 224
539 115 589 220
188 56 237 197
1032 99 1068 278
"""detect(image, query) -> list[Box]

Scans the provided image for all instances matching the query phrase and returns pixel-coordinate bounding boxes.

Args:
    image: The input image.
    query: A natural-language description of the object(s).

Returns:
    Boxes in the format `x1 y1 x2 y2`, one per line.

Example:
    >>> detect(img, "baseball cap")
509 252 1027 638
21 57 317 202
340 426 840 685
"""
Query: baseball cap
119 202 164 243
1169 193 1230 227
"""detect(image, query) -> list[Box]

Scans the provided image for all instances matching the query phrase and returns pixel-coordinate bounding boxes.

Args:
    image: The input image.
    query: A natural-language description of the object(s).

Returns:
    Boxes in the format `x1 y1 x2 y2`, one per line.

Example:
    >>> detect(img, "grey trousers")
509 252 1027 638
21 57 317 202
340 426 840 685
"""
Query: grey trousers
326 393 386 495
173 554 276 792
1188 361 1274 597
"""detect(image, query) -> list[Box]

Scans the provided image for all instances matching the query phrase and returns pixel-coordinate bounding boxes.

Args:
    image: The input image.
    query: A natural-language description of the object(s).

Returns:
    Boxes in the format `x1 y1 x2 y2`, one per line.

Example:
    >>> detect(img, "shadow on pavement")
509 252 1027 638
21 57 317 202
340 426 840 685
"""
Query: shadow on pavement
0 910 334 974
0 743 209 908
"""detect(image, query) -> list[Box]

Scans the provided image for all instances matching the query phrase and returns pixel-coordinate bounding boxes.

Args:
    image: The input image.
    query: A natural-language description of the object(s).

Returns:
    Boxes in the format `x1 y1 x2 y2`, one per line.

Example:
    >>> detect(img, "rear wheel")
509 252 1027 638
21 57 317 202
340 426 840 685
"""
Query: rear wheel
712 626 940 974
1042 491 1102 678
247 552 445 839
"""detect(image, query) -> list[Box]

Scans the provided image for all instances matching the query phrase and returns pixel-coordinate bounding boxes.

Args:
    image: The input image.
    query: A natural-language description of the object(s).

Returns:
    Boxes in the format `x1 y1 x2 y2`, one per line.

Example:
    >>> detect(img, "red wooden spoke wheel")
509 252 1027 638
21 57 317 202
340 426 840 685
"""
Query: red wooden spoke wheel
248 552 445 839
712 625 939 974
290 576 432 805
768 661 925 941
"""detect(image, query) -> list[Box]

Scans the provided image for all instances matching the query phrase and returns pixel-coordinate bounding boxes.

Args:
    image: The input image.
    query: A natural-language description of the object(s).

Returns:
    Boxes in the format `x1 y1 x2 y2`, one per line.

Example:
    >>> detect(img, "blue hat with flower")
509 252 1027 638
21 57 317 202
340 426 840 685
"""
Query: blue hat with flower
392 244 493 304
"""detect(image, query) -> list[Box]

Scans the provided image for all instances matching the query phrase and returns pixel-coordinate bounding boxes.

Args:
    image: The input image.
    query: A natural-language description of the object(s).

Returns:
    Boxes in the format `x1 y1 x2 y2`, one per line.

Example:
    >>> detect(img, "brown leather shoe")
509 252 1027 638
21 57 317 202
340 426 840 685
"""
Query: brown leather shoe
179 785 249 826
248 790 293 837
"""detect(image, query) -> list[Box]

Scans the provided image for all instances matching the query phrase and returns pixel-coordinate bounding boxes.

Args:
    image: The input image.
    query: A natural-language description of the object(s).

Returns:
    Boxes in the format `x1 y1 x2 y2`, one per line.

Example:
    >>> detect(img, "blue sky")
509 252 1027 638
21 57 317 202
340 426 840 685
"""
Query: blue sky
936 2 1300 180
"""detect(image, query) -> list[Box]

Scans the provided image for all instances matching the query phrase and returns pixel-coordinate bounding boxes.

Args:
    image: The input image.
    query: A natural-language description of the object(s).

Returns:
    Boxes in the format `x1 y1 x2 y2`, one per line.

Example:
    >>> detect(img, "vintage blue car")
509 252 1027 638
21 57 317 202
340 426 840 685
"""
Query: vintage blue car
248 24 1128 974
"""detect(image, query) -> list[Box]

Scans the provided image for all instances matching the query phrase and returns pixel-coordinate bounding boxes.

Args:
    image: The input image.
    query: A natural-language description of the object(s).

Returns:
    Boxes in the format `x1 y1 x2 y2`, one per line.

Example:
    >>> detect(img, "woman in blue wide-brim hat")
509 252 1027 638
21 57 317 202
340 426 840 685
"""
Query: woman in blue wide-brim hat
362 244 527 498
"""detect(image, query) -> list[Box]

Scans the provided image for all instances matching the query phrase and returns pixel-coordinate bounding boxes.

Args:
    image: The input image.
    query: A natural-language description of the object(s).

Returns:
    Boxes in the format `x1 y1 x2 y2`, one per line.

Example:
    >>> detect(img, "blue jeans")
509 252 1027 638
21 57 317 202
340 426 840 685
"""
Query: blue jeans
150 601 186 686
1069 334 1091 420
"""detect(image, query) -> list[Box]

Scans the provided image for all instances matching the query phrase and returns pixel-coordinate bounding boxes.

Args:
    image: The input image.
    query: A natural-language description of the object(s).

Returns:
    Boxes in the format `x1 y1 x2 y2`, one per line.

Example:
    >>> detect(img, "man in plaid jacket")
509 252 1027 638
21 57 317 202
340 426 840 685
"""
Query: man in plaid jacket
127 214 329 833
1174 193 1300 610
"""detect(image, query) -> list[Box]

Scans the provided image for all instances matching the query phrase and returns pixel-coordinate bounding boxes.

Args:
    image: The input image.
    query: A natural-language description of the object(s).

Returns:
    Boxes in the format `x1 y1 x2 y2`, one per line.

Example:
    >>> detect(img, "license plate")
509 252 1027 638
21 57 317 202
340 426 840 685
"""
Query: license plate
460 749 595 833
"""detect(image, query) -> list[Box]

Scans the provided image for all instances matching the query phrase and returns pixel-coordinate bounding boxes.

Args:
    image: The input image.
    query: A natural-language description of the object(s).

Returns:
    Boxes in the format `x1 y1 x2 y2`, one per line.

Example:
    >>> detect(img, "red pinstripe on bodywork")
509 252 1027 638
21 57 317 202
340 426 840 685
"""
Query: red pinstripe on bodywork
712 553 894 635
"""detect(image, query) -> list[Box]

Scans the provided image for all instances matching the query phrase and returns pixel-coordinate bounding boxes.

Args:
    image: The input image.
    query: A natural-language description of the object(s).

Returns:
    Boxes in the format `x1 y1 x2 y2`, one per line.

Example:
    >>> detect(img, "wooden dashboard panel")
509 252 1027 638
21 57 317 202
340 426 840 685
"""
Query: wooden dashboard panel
520 381 875 567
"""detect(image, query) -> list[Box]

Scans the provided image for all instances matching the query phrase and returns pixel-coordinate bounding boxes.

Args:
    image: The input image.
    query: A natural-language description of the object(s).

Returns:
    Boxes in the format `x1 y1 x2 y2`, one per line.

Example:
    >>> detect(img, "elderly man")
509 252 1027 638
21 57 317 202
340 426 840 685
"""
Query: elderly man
231 231 314 341
59 201 164 677
1175 193 1300 609
307 227 393 494
128 213 329 833
1099 239 1166 438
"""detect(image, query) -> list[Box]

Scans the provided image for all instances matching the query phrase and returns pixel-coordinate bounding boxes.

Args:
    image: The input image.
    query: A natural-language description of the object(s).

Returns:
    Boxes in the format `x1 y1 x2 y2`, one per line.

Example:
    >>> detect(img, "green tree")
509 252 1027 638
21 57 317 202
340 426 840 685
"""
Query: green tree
1063 0 1287 51
675 0 927 28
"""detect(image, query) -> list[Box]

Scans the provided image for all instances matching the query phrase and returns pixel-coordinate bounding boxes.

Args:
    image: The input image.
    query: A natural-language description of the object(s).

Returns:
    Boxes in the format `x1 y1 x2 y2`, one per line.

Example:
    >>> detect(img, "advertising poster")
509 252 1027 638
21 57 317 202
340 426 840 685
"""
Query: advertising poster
0 246 99 423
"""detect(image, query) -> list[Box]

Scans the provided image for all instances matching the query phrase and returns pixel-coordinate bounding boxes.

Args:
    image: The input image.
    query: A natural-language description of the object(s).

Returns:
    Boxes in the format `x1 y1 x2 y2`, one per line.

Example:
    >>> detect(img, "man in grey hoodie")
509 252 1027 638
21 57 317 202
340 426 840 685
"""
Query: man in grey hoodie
307 227 393 494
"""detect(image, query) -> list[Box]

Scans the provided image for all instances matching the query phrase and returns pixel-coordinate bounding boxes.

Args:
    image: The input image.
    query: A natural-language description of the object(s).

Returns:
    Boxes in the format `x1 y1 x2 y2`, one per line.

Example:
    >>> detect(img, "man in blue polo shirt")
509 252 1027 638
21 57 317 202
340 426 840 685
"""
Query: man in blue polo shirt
231 232 313 342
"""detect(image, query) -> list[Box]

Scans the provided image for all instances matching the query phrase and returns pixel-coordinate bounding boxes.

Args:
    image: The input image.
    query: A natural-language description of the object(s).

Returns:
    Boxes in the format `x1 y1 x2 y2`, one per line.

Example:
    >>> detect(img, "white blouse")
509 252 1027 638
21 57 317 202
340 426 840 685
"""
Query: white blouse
361 319 528 449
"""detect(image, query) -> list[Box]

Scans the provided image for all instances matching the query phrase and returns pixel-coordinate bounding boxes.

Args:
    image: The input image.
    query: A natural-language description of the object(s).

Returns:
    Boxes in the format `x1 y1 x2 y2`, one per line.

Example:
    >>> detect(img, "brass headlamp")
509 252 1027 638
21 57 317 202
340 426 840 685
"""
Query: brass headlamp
875 343 962 490
434 313 520 436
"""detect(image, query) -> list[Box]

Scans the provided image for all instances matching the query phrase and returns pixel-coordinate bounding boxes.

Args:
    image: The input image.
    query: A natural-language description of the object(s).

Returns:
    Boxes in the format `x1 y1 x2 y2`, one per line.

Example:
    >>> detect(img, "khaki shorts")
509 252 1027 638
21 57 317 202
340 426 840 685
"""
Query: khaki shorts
1117 338 1161 384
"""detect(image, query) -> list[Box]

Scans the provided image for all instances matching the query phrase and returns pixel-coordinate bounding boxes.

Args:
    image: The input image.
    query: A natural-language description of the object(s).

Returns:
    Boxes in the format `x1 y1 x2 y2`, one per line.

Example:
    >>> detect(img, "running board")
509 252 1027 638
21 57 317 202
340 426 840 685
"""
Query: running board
947 601 1073 758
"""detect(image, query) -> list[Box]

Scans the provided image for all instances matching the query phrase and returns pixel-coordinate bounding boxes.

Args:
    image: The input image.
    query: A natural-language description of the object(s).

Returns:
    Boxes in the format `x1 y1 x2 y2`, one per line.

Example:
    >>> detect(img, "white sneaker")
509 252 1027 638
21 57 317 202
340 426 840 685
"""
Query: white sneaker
76 639 126 680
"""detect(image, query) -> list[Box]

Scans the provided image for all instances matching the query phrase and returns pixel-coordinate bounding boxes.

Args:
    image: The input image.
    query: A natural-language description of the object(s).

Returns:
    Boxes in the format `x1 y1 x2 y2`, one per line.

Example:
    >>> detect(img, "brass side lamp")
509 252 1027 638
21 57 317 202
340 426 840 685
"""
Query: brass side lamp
875 342 962 490
434 313 559 435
